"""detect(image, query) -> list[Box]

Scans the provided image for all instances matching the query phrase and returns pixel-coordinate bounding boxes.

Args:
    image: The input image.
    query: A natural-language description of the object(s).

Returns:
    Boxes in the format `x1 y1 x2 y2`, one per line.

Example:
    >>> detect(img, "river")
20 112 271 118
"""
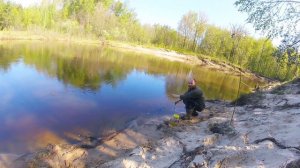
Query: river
0 41 263 154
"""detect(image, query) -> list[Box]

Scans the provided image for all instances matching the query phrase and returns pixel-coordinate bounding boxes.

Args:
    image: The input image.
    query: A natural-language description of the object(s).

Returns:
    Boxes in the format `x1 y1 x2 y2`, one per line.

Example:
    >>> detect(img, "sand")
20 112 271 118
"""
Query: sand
101 79 300 168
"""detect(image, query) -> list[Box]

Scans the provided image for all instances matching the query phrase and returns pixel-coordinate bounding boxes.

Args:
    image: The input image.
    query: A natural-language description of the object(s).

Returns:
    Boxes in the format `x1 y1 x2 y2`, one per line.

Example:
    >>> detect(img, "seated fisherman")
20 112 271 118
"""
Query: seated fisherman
175 79 205 120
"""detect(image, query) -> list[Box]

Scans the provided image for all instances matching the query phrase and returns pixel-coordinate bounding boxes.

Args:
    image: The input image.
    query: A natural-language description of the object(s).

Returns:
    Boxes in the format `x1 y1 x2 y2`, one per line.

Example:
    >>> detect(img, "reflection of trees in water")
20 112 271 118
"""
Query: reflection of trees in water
0 45 22 72
164 66 261 100
193 68 261 100
0 43 129 89
0 42 191 91
165 74 189 99
0 41 261 100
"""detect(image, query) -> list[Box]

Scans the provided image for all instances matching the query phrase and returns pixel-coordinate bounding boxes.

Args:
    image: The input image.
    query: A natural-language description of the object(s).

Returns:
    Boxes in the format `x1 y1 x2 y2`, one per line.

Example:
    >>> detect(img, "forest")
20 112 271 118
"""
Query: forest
0 0 299 81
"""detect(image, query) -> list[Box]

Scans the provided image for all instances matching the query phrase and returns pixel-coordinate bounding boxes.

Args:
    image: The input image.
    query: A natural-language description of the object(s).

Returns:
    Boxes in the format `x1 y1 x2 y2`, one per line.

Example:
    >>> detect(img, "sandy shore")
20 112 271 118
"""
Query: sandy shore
2 79 299 168
107 42 268 81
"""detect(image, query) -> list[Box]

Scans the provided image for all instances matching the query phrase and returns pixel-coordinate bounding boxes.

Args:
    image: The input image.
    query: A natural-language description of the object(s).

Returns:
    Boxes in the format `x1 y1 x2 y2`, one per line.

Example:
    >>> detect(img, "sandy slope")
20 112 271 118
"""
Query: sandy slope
101 79 300 168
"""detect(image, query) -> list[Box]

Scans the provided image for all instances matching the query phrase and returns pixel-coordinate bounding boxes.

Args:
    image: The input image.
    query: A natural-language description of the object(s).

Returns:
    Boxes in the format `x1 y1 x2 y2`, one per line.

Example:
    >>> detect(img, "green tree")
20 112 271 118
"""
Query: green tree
63 0 96 28
235 0 300 79
178 11 197 49
235 0 300 45
90 3 117 38
0 1 22 30
151 25 178 48
178 11 207 51
199 26 232 58
228 25 247 64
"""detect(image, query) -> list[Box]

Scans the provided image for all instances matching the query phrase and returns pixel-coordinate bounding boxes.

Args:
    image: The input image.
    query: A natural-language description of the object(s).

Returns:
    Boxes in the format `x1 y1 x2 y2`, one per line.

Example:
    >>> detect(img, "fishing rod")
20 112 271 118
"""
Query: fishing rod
173 98 182 119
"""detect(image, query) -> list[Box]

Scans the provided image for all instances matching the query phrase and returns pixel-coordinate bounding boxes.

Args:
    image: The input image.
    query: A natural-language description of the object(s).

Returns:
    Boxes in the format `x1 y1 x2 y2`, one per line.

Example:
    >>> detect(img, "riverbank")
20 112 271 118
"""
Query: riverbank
102 79 300 168
108 41 260 79
0 31 271 83
2 79 299 167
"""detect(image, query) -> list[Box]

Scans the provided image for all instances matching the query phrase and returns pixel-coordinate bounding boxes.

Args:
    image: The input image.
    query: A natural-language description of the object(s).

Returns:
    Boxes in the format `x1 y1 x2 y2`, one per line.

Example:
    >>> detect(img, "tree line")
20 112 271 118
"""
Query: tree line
0 0 298 81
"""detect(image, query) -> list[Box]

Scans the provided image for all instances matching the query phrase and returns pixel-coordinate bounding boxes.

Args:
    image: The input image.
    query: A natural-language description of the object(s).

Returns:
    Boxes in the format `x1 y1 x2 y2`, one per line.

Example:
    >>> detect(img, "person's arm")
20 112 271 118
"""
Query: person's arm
175 92 188 105
179 90 189 100
174 99 182 105
171 94 180 98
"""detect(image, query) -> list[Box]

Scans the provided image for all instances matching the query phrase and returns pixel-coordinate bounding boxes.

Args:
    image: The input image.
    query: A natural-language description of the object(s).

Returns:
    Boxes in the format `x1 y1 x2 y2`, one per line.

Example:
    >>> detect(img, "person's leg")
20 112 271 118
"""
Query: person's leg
183 100 196 119
192 109 198 116
196 107 204 113
184 107 194 120
183 101 202 119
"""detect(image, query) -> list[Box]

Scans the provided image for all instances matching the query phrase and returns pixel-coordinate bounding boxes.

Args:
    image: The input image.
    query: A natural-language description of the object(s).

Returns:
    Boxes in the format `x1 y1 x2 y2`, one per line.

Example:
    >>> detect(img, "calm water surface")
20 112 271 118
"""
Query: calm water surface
0 41 263 154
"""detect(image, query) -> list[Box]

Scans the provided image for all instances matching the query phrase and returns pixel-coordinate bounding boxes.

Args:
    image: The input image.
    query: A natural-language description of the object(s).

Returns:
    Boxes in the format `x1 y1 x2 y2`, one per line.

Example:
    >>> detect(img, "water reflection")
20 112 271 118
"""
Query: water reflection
0 41 263 154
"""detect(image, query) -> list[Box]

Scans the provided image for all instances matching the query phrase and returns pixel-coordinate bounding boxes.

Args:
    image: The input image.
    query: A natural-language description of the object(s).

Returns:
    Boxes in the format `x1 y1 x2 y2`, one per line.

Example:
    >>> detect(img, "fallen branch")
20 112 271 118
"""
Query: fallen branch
168 145 205 168
286 159 300 168
254 137 300 152
275 103 300 110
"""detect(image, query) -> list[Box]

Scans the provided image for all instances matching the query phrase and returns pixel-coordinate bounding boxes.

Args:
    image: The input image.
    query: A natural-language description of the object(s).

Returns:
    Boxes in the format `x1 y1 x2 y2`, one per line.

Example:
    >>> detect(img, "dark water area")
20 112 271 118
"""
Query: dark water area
0 41 263 154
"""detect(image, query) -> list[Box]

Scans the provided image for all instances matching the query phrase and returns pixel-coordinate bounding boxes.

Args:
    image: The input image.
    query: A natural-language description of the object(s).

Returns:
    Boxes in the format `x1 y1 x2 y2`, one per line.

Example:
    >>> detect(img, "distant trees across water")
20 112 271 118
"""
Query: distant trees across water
0 0 298 81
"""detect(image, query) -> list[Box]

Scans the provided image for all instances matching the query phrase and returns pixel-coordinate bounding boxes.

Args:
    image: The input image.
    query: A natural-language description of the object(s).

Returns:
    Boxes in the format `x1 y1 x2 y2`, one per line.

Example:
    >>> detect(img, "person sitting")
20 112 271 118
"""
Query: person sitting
175 79 205 120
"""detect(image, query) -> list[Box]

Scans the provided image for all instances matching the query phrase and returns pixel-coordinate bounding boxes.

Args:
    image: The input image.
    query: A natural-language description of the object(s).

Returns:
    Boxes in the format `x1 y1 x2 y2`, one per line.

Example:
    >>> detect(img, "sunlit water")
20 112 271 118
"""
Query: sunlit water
0 41 264 154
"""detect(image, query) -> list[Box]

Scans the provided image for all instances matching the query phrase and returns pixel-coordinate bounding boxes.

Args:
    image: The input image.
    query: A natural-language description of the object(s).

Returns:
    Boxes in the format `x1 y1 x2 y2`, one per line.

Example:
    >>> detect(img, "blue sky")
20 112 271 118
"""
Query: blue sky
124 0 249 29
9 0 260 37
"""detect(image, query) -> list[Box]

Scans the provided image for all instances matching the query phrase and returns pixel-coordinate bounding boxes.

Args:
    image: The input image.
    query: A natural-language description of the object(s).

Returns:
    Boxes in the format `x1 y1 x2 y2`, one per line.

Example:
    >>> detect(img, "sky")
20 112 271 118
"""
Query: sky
9 0 40 7
125 0 250 29
9 0 261 38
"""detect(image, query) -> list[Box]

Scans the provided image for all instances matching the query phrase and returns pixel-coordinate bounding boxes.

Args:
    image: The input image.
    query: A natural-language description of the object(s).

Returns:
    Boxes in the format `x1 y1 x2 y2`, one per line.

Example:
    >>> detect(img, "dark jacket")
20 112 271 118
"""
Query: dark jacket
180 86 205 110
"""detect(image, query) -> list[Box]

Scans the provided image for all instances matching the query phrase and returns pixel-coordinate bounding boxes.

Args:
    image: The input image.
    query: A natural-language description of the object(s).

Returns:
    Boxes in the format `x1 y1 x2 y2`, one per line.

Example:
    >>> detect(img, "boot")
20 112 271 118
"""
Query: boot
192 111 198 116
182 109 193 120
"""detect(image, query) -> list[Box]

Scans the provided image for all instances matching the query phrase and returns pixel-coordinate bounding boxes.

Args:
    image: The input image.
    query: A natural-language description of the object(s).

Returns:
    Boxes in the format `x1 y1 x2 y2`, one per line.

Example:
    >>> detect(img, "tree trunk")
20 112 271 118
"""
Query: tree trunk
192 27 198 51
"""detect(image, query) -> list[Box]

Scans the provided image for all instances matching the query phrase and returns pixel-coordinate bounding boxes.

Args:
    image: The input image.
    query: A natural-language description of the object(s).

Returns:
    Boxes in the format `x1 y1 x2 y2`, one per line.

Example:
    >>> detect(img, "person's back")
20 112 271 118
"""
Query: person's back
176 79 205 119
180 86 205 111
